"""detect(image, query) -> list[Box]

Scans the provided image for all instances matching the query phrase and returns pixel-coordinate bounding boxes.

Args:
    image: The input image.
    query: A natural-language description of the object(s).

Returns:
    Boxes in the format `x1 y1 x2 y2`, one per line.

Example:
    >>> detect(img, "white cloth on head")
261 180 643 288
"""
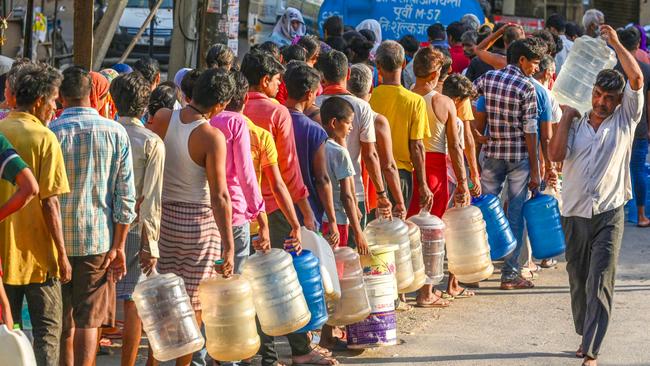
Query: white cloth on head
271 7 305 46
356 19 382 55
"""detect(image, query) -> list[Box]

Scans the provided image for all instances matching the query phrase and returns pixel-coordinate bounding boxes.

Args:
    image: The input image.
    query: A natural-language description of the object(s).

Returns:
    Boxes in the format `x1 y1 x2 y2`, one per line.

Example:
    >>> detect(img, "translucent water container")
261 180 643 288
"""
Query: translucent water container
328 247 371 326
442 206 494 283
401 222 426 293
552 35 617 114
524 192 566 259
0 325 36 366
133 271 204 361
291 249 328 332
364 217 414 292
472 194 516 260
198 275 260 361
408 209 446 285
241 248 311 336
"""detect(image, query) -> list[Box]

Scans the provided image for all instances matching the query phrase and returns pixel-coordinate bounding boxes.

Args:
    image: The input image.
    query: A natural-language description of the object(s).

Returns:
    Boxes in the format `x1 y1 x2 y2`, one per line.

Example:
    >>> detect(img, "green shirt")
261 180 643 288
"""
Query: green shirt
0 133 28 184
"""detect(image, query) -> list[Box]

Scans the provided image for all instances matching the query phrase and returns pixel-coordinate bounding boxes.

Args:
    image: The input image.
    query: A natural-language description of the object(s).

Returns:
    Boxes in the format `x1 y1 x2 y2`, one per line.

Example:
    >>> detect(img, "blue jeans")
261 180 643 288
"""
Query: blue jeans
630 138 648 209
480 158 531 281
233 222 251 275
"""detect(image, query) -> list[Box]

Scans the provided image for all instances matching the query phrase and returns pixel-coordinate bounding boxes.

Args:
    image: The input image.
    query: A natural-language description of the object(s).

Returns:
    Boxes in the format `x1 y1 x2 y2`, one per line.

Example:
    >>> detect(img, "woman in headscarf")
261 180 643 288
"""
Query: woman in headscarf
99 69 119 119
89 71 111 118
355 19 382 56
270 7 305 46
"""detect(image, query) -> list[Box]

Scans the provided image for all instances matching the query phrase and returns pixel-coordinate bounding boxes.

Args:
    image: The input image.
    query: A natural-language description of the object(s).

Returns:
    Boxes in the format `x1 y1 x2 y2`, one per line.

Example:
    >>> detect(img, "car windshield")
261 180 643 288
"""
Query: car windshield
127 0 173 9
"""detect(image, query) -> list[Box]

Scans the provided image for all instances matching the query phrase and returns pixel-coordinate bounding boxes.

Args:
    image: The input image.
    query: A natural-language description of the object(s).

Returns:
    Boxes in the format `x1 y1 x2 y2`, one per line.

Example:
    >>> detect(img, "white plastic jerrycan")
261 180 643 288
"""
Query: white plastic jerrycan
0 324 37 366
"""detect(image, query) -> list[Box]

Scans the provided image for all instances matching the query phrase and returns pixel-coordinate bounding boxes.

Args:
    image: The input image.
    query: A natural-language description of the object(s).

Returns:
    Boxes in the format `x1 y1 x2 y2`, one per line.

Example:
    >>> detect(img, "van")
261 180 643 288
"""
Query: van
108 0 174 63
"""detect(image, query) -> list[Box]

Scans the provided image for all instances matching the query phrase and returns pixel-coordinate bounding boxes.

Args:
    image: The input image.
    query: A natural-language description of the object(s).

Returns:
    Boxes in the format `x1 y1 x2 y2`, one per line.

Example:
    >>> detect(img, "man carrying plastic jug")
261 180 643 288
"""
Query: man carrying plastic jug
549 24 644 366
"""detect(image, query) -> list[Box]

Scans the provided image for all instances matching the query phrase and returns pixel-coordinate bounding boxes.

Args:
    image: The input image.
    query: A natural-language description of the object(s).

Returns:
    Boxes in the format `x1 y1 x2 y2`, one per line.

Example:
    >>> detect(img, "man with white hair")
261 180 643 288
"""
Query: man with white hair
549 25 644 366
582 9 605 38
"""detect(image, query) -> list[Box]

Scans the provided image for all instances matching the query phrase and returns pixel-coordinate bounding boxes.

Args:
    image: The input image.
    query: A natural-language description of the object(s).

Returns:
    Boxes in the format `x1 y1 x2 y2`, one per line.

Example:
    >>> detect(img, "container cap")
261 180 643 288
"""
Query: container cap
365 217 409 236
241 248 292 276
442 205 483 227
407 209 445 229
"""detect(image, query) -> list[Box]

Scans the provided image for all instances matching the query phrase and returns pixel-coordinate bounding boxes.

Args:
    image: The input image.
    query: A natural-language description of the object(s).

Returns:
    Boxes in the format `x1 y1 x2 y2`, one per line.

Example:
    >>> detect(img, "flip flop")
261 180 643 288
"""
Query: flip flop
319 338 347 352
637 221 650 228
451 288 476 298
312 345 333 357
292 351 339 366
396 301 414 312
576 345 584 358
415 296 450 308
440 291 455 300
540 258 558 268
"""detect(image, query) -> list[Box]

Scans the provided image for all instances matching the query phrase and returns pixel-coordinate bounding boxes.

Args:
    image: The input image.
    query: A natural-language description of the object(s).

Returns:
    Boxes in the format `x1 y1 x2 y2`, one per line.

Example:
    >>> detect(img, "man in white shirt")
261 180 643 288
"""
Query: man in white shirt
549 25 644 366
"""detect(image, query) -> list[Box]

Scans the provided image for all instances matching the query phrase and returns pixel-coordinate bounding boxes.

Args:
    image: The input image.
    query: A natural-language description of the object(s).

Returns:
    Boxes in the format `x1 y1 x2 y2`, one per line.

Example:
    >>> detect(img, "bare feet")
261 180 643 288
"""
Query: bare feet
576 344 584 358
415 291 450 307
638 216 650 227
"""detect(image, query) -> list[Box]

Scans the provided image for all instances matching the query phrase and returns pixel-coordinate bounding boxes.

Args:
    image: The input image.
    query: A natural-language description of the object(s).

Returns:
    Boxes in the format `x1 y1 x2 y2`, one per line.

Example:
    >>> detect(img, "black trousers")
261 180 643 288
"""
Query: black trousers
562 206 624 359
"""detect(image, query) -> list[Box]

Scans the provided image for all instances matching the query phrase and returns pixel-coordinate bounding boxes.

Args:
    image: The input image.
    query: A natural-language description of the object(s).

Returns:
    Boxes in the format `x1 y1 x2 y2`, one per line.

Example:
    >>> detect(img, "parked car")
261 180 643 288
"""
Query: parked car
107 0 174 63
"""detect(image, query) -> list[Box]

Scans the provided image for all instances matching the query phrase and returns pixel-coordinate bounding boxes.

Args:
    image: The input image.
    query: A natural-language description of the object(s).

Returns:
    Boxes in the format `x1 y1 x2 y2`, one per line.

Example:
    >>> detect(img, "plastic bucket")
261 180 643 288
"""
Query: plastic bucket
360 245 397 276
345 274 397 349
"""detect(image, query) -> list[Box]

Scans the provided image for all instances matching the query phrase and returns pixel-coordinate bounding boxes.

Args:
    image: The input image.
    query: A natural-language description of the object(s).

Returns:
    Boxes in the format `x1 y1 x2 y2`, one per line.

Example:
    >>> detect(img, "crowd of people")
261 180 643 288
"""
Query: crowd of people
0 6 647 366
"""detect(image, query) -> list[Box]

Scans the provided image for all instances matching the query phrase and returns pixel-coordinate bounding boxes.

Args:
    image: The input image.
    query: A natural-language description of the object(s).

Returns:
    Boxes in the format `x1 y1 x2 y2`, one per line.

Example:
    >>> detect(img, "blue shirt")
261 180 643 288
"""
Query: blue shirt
51 107 137 256
323 139 356 225
532 78 553 128
290 110 328 226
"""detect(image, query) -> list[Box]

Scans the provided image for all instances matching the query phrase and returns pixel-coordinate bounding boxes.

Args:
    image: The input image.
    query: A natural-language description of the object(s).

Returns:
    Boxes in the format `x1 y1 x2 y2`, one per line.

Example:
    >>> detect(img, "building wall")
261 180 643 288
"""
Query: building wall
592 0 639 27
641 0 650 25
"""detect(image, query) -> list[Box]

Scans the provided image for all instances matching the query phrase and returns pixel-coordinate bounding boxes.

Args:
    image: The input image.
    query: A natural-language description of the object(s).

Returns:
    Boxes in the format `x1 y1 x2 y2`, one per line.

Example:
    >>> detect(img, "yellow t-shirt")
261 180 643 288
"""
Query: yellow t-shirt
0 112 70 285
370 85 430 172
246 117 278 235
457 98 475 121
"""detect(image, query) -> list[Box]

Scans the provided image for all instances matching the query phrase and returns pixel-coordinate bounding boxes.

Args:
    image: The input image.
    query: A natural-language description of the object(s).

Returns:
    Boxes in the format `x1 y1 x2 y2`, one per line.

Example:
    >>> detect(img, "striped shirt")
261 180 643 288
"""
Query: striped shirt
474 64 538 161
51 107 137 256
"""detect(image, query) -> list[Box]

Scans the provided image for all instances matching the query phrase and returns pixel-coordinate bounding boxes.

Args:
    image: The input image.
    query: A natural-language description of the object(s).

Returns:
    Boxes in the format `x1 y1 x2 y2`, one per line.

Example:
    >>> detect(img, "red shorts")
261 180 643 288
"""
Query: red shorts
407 152 449 218
321 222 349 247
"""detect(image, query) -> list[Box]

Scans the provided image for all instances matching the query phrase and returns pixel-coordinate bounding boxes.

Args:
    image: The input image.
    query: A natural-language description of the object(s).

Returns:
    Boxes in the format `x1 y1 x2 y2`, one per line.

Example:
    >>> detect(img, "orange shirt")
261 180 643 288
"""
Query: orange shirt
244 92 308 214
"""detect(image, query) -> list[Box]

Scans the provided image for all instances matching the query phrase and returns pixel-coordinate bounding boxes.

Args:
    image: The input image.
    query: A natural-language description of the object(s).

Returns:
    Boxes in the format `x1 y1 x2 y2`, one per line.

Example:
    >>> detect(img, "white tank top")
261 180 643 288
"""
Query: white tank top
421 90 448 154
162 109 210 204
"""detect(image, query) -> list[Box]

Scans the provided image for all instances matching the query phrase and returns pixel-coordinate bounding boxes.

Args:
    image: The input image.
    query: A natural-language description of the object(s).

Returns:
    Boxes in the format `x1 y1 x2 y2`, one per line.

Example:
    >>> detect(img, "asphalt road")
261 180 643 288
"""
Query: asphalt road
98 221 650 366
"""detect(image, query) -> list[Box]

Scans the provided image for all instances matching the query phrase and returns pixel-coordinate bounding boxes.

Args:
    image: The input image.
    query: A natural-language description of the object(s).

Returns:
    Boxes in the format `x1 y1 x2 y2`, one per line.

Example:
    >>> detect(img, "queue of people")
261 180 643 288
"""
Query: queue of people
0 8 647 366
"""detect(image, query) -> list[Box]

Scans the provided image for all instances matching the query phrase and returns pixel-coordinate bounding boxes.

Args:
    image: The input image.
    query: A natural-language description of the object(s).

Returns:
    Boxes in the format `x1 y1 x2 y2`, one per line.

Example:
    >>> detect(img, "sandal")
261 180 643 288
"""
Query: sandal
292 350 339 365
440 291 455 300
520 267 539 280
395 301 414 312
576 345 584 358
312 344 333 357
415 296 450 308
540 258 558 268
451 288 475 298
500 276 535 290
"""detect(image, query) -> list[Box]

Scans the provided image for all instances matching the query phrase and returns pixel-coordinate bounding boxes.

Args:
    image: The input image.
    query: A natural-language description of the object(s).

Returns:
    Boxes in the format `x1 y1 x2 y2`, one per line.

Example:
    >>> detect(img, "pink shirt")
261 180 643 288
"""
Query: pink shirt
244 92 308 214
210 111 265 226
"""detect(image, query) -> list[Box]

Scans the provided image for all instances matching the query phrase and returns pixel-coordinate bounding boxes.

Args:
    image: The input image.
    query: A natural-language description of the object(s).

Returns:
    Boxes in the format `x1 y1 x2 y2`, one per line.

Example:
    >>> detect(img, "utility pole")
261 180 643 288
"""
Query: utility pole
23 0 34 59
92 0 128 70
73 0 94 69
168 0 199 78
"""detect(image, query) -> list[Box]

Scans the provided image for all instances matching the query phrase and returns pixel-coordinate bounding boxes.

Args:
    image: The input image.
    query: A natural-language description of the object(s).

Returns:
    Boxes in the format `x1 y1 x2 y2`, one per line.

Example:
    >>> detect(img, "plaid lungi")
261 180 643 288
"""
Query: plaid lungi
156 201 221 311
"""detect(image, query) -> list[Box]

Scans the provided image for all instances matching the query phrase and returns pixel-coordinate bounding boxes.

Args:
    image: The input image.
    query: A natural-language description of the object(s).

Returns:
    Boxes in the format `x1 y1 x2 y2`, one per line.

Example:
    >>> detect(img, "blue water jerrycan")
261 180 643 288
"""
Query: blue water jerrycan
472 194 516 260
523 192 566 259
291 249 328 332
